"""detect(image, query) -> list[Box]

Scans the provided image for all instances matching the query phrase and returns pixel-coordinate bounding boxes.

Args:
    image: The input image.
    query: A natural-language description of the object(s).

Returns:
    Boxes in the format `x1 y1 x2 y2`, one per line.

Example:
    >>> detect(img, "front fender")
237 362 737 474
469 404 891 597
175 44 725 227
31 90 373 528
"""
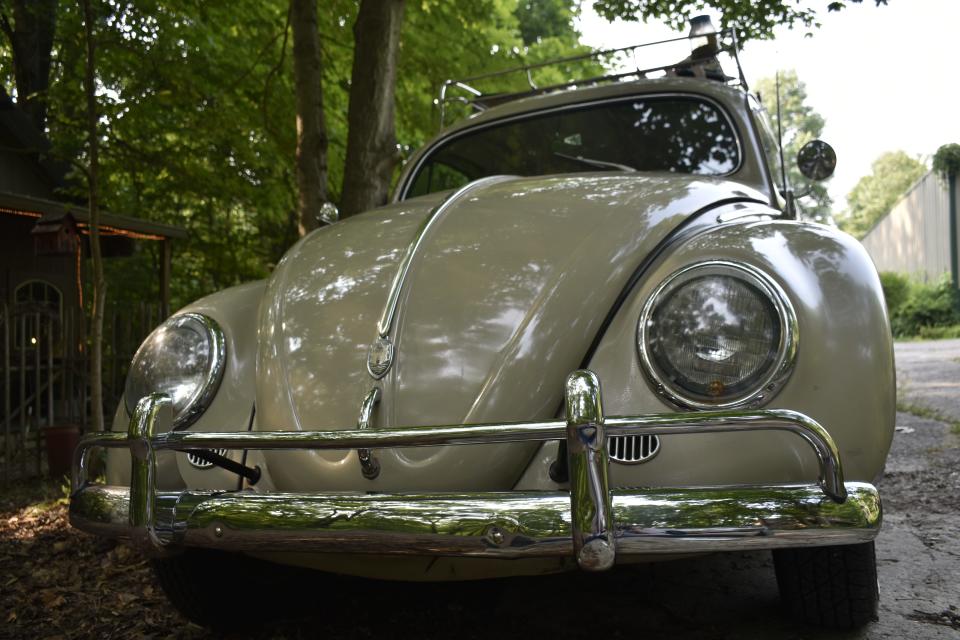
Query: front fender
518 219 895 489
106 280 265 490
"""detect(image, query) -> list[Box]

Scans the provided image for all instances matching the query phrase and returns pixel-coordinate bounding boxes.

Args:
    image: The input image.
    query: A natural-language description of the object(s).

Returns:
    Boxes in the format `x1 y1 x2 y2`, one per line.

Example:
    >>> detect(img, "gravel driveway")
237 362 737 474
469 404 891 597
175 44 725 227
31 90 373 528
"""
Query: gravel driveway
2 341 958 639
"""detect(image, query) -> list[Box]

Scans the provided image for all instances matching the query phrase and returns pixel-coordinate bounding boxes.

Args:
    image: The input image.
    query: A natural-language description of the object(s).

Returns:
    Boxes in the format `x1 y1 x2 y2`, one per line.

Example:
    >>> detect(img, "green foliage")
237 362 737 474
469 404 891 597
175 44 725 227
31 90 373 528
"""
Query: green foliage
43 0 302 310
514 0 577 45
591 0 888 42
838 151 927 239
878 271 909 316
917 324 960 341
932 143 960 177
593 0 887 40
888 274 960 338
2 0 594 311
399 0 600 138
755 70 831 222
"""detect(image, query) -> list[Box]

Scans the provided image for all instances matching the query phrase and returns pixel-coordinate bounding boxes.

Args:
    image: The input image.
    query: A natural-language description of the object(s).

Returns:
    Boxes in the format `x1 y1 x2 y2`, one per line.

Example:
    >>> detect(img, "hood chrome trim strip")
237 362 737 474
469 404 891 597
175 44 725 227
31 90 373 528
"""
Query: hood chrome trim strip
376 175 515 340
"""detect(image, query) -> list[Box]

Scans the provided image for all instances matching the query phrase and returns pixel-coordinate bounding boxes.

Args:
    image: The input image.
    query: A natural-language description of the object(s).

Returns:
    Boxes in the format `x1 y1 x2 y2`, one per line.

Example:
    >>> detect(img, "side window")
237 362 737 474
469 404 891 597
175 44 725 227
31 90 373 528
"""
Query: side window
747 94 785 194
14 279 62 316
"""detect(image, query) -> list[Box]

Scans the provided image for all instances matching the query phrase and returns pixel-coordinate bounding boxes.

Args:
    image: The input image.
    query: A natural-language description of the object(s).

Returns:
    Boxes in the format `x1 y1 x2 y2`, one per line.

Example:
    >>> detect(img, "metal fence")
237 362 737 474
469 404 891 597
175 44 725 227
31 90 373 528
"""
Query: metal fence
860 171 959 282
1 302 160 485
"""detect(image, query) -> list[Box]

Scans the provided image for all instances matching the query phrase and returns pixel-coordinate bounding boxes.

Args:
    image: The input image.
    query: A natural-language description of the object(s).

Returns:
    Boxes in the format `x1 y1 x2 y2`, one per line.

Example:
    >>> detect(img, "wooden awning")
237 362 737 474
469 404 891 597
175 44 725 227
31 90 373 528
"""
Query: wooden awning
0 190 187 240
0 190 186 318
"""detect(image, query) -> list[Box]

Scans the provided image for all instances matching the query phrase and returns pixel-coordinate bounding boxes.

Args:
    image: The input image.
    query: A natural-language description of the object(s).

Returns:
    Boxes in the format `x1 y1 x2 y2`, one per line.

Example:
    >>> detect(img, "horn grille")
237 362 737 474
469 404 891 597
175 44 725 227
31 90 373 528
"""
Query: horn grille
609 435 660 464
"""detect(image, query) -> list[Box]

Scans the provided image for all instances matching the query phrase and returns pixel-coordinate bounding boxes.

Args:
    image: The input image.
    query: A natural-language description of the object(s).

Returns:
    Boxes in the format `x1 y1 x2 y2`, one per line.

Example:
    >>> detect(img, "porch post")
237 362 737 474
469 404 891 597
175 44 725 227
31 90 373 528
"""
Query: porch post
949 171 958 292
159 238 171 319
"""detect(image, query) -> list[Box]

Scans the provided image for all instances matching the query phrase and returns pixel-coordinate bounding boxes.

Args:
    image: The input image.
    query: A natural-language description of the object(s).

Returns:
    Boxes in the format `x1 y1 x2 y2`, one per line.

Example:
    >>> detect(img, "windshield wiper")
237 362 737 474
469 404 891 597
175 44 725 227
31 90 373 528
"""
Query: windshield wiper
554 152 635 172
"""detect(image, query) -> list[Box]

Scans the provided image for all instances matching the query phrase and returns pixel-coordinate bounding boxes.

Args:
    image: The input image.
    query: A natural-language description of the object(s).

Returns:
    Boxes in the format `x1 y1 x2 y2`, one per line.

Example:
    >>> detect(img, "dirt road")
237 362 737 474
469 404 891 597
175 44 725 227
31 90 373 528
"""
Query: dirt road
2 341 958 639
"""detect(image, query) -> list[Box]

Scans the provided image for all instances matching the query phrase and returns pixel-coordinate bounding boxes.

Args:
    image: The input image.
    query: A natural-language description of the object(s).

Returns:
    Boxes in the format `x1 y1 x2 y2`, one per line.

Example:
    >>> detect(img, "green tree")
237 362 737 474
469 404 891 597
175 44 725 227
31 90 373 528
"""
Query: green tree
592 0 889 41
515 0 577 45
0 0 57 131
340 0 406 217
839 151 927 238
755 70 831 222
0 0 599 309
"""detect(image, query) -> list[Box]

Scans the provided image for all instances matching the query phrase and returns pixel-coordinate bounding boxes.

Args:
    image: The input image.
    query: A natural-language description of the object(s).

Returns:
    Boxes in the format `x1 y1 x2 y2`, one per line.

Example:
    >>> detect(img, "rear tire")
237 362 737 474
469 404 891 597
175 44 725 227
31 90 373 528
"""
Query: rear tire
773 541 879 630
152 549 314 630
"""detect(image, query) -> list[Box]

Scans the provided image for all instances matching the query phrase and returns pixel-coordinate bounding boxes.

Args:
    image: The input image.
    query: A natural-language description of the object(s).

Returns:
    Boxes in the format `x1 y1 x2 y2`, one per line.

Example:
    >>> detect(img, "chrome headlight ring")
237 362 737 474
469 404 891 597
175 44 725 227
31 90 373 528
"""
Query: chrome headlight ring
124 312 226 430
637 260 798 410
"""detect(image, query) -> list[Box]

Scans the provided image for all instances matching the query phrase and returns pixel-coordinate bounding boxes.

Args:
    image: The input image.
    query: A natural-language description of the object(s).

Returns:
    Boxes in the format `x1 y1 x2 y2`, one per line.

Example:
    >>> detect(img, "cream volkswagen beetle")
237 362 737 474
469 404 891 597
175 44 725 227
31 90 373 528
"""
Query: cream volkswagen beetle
70 23 893 631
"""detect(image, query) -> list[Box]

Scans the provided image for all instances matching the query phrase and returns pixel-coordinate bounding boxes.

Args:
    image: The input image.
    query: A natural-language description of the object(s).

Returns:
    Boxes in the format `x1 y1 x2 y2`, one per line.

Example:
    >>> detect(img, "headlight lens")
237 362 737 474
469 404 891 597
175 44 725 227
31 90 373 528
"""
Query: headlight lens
637 261 796 409
124 313 226 429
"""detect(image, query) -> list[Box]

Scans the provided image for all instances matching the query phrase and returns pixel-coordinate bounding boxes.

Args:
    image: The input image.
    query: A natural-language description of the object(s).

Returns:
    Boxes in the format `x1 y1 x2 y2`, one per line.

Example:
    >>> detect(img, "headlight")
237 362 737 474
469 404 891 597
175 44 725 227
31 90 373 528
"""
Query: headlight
124 313 226 429
637 261 797 409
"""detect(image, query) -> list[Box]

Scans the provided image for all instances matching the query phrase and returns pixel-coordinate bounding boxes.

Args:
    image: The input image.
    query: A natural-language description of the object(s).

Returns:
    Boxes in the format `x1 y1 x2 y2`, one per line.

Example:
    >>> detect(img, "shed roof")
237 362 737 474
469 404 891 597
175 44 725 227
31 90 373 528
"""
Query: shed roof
0 190 187 240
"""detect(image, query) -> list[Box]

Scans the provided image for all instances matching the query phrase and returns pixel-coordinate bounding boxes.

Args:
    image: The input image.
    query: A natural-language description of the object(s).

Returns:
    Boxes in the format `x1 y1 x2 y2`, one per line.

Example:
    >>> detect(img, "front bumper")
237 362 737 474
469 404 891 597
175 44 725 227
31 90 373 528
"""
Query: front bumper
70 371 881 571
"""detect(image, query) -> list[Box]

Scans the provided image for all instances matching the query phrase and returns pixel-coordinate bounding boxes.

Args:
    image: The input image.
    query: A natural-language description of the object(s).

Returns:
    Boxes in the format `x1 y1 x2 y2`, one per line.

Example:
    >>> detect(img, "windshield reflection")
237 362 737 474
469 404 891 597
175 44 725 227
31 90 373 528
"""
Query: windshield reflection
408 97 740 197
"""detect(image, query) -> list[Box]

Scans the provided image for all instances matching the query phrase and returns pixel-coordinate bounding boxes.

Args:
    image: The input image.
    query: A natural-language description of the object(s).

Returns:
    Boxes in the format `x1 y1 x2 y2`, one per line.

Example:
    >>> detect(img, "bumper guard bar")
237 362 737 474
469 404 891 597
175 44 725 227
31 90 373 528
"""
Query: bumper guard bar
70 371 881 571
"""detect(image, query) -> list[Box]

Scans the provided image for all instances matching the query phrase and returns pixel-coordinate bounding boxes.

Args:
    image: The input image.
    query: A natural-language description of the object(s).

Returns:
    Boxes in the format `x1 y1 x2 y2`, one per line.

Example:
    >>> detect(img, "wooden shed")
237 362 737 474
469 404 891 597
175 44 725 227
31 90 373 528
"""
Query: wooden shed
0 89 185 482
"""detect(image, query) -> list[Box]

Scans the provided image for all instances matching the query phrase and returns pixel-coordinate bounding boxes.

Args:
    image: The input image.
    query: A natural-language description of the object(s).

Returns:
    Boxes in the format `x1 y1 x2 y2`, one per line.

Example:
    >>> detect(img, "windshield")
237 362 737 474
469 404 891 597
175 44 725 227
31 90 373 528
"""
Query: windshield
406 95 740 198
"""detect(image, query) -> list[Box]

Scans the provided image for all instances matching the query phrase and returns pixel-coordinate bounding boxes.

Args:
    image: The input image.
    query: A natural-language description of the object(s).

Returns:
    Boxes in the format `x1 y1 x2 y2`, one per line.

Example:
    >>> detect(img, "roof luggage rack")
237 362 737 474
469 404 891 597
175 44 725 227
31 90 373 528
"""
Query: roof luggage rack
437 16 747 127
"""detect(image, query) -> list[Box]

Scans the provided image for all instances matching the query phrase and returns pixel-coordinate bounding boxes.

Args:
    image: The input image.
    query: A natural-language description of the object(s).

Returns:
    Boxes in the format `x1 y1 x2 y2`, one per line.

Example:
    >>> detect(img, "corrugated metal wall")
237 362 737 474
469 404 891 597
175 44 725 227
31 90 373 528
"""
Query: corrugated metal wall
860 171 958 281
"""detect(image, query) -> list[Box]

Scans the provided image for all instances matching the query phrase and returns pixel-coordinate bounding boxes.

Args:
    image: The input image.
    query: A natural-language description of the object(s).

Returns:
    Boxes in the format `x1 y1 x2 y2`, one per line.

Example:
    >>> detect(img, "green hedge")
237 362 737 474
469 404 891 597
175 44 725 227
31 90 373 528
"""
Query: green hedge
879 272 960 337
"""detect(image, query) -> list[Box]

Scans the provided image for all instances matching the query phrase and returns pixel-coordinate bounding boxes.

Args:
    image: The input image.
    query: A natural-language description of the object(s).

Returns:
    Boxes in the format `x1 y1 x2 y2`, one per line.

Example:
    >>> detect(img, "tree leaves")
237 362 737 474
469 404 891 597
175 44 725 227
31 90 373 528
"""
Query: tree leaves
0 482 209 639
839 150 927 238
755 70 832 222
591 0 889 42
0 0 596 310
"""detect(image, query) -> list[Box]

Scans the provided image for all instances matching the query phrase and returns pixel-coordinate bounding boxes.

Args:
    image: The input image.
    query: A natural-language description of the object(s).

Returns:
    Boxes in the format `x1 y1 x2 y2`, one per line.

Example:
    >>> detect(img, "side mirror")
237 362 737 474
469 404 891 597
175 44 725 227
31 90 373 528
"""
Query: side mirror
797 140 837 181
319 201 339 225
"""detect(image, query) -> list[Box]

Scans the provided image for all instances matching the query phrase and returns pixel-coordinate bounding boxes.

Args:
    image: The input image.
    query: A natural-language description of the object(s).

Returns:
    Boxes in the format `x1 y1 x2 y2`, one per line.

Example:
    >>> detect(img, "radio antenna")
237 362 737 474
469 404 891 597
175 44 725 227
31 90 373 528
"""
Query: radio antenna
775 71 788 198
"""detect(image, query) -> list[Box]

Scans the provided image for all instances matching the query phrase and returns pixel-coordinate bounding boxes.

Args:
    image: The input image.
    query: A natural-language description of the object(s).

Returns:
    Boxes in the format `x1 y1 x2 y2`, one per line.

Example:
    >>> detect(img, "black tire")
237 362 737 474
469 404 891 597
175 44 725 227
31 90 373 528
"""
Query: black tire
151 548 315 630
773 541 879 630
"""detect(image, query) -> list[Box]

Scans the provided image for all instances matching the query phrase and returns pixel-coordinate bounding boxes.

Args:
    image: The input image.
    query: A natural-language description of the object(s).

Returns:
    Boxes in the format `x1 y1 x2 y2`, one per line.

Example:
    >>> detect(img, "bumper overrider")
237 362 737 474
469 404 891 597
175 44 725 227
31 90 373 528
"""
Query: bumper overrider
70 371 881 572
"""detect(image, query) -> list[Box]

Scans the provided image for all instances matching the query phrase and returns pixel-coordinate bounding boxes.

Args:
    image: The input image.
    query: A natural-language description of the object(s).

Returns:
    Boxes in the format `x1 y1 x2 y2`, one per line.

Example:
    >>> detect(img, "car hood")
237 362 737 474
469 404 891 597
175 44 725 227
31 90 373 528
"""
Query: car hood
257 173 767 491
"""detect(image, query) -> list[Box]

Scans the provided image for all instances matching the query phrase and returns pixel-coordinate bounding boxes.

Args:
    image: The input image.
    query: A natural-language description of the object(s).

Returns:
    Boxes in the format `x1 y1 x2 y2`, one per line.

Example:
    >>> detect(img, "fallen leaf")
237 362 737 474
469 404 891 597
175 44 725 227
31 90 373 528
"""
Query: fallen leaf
114 545 132 562
40 590 66 608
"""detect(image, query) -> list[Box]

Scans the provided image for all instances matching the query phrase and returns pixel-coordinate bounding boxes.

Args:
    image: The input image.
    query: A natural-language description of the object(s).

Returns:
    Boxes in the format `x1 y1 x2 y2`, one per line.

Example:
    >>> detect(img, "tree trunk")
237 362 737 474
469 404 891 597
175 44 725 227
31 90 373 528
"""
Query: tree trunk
340 0 405 217
0 0 57 132
290 0 328 236
81 0 106 433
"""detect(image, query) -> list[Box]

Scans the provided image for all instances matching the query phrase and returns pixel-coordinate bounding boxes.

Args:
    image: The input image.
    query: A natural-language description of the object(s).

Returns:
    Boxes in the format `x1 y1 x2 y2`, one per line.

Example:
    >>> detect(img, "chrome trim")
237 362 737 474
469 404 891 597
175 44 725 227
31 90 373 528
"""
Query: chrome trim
376 175 515 341
356 387 381 480
70 482 881 558
75 410 847 503
565 371 615 571
609 434 660 464
71 371 870 563
123 312 227 431
75 371 852 561
126 393 172 552
636 260 798 410
397 92 746 202
715 208 773 223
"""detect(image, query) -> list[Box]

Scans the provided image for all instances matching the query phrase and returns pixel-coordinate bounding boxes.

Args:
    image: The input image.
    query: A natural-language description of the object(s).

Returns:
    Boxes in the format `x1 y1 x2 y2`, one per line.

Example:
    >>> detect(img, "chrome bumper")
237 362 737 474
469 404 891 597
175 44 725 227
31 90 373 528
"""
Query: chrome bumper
70 371 881 571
